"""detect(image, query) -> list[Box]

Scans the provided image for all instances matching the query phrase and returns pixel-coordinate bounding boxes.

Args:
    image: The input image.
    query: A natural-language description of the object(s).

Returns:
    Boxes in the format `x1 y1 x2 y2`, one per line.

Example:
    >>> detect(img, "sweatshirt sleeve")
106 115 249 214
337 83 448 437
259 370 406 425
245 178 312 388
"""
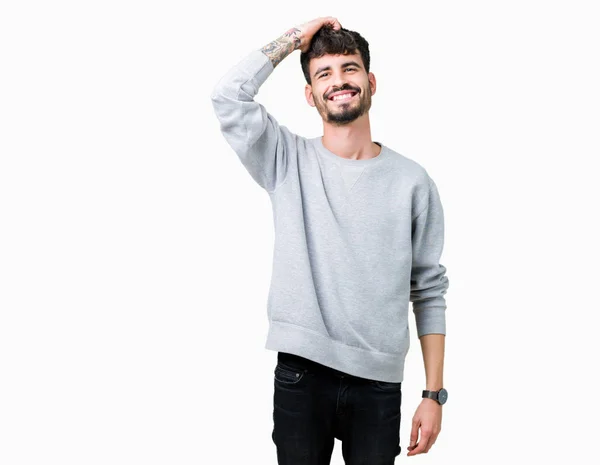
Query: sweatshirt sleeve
410 176 450 338
210 49 291 193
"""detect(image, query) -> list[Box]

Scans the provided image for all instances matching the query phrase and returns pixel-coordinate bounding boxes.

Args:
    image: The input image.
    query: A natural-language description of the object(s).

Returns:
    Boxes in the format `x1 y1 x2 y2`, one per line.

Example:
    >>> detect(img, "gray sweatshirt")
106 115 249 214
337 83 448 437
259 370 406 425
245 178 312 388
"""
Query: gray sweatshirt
210 49 449 383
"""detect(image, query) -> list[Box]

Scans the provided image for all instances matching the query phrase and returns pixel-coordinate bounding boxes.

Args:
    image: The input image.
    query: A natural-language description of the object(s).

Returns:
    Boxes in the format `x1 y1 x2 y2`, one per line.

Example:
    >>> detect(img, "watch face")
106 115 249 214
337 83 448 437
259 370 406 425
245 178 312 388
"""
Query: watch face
438 388 448 405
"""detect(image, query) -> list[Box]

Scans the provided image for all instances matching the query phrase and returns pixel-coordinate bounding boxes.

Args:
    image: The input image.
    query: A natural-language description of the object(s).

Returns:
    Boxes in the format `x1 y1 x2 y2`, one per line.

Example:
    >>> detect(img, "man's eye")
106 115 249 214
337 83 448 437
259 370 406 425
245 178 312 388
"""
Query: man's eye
320 68 356 78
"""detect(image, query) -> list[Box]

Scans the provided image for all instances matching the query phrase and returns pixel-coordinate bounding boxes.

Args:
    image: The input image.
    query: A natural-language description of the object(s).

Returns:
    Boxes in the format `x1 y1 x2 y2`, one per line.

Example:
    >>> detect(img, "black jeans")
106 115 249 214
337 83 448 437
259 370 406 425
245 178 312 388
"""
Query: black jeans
272 352 402 465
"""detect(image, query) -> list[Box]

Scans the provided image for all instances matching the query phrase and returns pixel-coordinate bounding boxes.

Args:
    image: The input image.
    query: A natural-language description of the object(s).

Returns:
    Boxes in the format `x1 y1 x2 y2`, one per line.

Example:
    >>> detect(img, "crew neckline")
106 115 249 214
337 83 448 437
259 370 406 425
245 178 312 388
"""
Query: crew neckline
312 136 389 165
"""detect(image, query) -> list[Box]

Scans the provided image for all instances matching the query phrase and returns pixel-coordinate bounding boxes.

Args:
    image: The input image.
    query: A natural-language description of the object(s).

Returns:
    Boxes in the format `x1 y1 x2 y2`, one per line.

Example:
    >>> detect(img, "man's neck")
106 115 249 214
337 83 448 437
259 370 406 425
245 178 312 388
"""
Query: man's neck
321 118 380 161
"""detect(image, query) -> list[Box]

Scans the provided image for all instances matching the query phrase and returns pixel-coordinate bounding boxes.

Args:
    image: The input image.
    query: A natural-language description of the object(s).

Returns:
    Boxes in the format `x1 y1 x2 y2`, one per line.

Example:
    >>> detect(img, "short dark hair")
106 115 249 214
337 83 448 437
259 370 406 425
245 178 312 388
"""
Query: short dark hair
300 24 371 85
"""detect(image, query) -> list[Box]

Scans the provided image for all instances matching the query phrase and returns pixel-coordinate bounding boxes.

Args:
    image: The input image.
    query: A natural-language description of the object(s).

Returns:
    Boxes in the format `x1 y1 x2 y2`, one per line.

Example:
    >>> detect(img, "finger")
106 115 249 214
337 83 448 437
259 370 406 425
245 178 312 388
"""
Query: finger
409 419 419 449
424 431 439 453
423 435 436 453
409 430 431 456
324 16 341 30
408 439 429 455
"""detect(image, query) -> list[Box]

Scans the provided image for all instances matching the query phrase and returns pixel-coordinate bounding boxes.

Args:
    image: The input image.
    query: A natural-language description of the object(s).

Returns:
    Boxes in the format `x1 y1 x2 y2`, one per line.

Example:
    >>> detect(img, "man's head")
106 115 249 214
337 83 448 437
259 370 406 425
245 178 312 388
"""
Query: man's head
301 24 375 126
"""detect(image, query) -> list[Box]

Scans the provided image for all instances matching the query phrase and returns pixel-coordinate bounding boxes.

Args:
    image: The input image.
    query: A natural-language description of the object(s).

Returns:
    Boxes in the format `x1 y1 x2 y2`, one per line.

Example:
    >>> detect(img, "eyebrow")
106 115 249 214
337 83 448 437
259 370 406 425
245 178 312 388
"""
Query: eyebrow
313 61 362 79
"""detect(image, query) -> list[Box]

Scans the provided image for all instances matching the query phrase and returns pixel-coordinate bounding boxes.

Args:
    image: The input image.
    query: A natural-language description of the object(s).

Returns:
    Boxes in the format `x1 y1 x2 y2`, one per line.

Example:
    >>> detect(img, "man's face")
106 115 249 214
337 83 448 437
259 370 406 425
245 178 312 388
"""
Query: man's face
306 52 376 125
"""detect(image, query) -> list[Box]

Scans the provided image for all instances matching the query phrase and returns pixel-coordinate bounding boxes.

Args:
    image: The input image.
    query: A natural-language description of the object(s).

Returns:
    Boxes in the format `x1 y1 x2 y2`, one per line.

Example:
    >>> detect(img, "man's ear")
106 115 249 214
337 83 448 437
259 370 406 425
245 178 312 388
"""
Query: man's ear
305 84 316 107
368 72 377 96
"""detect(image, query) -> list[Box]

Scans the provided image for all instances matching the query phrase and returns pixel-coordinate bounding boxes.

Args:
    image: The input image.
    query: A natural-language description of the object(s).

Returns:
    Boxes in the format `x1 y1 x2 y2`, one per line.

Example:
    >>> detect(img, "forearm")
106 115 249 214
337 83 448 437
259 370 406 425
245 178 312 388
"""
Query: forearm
260 27 302 68
419 333 445 390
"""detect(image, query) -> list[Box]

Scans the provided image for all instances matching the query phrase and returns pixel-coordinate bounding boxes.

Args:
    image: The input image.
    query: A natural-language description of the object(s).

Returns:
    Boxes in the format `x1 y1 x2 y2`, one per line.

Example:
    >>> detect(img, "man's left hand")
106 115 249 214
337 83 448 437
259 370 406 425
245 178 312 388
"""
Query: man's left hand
407 398 442 456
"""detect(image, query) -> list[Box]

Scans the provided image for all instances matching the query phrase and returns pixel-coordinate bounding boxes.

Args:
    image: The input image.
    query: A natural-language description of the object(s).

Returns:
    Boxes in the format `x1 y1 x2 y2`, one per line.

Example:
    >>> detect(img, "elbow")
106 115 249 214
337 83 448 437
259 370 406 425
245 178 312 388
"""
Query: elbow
210 86 223 104
411 267 449 338
410 264 449 304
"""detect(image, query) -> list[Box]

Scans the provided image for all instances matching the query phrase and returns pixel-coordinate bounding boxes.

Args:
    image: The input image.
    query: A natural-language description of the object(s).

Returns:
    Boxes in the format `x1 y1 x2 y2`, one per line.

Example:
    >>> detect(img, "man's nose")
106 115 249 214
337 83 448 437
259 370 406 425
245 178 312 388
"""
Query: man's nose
330 70 350 88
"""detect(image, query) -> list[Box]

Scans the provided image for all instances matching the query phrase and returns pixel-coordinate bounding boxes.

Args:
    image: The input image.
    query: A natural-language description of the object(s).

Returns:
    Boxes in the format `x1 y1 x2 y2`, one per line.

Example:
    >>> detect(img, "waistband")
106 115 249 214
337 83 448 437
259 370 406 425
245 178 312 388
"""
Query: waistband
277 351 358 379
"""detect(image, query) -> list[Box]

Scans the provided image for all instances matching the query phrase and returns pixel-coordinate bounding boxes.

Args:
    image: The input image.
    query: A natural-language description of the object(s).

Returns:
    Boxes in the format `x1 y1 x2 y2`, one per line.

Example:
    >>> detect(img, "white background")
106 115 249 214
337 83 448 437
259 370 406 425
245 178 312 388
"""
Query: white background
1 1 599 464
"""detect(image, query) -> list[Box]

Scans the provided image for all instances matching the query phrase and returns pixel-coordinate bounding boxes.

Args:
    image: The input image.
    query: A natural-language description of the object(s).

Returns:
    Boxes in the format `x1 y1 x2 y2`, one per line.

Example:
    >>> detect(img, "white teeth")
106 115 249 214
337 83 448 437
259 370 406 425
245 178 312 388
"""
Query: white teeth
332 93 355 101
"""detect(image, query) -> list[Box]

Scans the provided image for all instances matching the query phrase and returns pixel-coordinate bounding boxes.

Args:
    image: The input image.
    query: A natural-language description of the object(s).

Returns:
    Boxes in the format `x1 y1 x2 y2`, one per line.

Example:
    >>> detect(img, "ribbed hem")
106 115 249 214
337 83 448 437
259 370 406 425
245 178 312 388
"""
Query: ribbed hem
265 319 409 383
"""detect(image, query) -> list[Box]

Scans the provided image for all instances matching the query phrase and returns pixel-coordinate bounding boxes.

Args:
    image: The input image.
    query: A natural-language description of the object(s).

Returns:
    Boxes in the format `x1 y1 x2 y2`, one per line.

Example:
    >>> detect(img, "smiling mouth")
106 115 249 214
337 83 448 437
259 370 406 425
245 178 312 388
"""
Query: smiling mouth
328 92 358 103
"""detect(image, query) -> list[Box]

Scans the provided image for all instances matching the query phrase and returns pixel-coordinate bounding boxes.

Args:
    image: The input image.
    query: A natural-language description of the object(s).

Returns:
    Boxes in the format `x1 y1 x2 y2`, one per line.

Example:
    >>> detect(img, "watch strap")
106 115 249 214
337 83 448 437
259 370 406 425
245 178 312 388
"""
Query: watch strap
422 390 439 400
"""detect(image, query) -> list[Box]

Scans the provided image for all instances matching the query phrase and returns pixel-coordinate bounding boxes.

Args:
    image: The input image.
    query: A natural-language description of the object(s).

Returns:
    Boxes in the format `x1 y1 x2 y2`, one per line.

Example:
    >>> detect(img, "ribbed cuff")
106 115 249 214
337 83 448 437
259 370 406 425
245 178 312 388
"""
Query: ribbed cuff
414 306 446 337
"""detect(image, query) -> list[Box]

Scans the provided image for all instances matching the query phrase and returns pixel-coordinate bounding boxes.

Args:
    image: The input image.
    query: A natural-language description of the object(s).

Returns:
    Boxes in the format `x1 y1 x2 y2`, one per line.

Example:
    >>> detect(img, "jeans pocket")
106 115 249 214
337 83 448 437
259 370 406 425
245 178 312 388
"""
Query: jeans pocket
274 363 307 385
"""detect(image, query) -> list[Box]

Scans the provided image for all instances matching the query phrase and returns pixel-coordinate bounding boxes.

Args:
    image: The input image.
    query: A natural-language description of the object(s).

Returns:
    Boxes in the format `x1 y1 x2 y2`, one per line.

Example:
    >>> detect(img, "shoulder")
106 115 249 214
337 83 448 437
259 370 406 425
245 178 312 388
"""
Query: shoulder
382 145 432 185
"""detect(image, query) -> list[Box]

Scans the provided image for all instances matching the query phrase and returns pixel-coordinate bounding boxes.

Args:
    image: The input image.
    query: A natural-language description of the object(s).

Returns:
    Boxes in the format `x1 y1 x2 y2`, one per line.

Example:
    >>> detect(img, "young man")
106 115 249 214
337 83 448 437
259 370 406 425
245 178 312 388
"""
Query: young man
211 17 449 463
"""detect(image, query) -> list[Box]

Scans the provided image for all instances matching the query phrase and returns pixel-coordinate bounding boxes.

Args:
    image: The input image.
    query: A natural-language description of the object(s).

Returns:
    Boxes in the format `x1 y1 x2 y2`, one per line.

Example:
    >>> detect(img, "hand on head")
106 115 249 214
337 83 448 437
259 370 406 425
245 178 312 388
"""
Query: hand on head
295 17 342 53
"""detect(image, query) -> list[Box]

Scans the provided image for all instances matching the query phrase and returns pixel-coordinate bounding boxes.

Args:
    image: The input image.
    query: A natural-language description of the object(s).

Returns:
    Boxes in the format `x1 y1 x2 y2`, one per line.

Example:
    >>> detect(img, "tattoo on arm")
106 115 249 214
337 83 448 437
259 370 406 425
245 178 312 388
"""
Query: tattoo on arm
260 27 302 69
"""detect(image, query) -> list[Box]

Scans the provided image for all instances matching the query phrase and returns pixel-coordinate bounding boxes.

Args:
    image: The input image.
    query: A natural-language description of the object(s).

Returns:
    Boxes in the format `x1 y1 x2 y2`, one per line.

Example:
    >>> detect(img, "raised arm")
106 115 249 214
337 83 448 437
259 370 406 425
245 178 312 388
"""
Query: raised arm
260 27 301 69
260 16 341 67
210 17 341 192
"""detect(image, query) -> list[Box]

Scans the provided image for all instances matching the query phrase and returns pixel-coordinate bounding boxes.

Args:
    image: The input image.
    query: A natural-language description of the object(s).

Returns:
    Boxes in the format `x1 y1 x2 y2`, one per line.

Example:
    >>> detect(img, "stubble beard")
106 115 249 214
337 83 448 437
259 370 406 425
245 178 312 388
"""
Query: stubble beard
315 87 372 126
